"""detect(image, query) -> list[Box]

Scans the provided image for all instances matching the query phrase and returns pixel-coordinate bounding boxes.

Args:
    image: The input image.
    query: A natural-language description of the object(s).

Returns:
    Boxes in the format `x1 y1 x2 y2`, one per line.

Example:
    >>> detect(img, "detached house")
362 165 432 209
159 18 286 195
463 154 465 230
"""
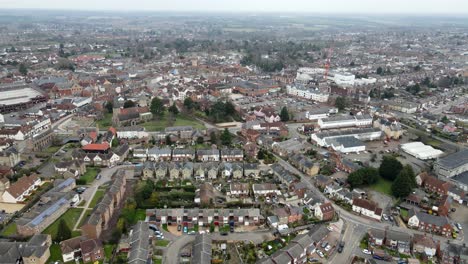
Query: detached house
315 202 335 221
352 198 383 221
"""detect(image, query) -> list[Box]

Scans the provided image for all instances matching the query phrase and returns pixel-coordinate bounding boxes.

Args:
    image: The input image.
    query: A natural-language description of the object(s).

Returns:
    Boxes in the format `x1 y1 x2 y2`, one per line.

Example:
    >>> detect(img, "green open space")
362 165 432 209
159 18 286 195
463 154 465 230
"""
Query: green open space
45 145 62 154
0 223 17 236
400 208 409 218
78 209 93 228
79 167 100 185
155 239 170 247
96 113 113 129
104 244 114 259
47 244 62 263
42 208 83 238
368 176 393 196
141 114 205 132
89 190 105 207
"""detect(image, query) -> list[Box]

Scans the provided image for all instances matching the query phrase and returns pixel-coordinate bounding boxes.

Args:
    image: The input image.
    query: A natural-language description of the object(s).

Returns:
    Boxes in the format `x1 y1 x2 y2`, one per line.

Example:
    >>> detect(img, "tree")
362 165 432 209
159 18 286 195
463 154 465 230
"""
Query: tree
220 128 232 146
112 138 119 148
18 63 28 75
210 131 218 145
379 156 403 181
165 135 172 146
55 219 71 242
376 66 383 75
400 165 416 188
150 97 165 118
168 103 179 115
335 96 347 111
105 101 113 113
391 171 413 198
123 100 136 108
196 136 204 145
347 167 379 188
441 116 450 124
280 107 290 122
184 97 195 112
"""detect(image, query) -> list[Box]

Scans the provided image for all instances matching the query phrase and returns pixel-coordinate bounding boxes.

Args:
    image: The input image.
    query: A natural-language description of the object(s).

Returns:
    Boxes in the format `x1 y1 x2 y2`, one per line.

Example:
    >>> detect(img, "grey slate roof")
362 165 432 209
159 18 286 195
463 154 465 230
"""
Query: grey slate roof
128 221 150 264
436 149 468 169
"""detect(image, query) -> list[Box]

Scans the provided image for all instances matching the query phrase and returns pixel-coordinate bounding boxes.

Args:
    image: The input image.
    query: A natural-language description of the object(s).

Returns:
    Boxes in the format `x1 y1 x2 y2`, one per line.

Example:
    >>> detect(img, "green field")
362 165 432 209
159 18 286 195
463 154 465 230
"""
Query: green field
369 176 393 196
80 167 101 184
42 208 83 238
142 115 204 131
89 190 105 207
0 223 17 236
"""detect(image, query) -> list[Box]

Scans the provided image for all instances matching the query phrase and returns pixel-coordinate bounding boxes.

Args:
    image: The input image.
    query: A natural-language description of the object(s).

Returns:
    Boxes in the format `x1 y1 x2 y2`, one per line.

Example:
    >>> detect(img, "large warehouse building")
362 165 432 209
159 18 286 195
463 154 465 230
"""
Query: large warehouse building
400 142 444 160
0 83 47 113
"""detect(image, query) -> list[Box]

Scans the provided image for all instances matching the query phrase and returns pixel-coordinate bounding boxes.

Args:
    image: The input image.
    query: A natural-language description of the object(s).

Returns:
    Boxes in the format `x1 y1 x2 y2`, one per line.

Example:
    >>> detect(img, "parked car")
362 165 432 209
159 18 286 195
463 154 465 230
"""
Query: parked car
220 232 228 236
325 245 332 252
456 223 463 230
382 214 389 221
337 242 345 253
183 226 188 233
316 250 324 258
177 225 182 232
321 241 328 248
96 174 102 180
362 249 372 255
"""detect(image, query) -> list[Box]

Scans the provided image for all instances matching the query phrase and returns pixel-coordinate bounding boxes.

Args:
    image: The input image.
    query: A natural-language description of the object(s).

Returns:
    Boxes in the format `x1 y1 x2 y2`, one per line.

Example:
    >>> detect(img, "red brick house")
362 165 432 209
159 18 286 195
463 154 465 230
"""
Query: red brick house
315 202 335 221
80 238 104 263
418 173 451 195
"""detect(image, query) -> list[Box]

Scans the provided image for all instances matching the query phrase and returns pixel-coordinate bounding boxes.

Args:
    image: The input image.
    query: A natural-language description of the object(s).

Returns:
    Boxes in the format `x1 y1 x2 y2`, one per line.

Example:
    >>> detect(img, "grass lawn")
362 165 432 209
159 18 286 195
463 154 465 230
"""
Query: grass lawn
135 209 147 222
42 208 83 238
80 167 100 185
153 258 162 264
78 209 93 228
104 244 114 259
400 208 409 218
45 145 62 154
369 176 393 196
1 223 17 236
142 114 205 131
155 239 170 247
426 139 442 148
89 190 105 207
96 113 113 129
47 244 62 262
162 224 169 232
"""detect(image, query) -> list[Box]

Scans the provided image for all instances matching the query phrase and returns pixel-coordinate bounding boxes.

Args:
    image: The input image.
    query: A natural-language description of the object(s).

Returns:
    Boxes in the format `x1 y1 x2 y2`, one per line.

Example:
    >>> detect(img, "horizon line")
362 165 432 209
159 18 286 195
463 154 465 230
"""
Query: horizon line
0 8 468 16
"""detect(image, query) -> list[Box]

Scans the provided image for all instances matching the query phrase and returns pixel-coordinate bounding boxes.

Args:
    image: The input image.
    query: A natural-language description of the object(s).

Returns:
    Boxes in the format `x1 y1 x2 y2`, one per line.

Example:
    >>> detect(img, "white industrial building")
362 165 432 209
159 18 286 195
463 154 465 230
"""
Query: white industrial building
400 142 444 160
311 128 382 147
325 136 366 153
318 114 373 130
286 84 329 102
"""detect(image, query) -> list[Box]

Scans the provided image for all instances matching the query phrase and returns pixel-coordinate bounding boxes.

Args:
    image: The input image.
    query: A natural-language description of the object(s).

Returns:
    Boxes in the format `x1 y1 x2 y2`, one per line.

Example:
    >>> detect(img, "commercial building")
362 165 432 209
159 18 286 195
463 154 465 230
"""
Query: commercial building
311 128 382 147
401 142 444 160
317 114 373 130
286 84 329 102
434 149 468 178
0 83 47 114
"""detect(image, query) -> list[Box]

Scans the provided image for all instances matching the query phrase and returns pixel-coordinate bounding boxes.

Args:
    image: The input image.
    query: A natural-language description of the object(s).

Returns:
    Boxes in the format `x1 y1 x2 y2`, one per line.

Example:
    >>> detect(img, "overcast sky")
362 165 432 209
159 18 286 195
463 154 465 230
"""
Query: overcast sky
0 0 467 14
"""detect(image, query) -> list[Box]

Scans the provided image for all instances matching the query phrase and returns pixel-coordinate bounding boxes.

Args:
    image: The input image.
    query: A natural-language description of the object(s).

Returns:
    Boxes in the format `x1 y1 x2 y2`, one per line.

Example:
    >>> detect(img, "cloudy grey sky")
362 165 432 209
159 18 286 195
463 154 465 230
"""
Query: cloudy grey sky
0 0 467 14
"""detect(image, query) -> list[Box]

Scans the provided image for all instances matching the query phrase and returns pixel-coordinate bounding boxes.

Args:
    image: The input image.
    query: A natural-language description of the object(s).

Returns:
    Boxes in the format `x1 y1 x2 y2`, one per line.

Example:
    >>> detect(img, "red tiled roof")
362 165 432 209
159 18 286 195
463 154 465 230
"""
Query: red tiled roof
320 202 335 213
82 143 110 151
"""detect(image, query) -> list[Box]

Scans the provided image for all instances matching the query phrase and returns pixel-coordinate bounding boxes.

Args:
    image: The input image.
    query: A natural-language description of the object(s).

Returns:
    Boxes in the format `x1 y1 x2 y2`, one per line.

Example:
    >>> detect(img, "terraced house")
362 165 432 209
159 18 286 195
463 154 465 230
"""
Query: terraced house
81 172 126 239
